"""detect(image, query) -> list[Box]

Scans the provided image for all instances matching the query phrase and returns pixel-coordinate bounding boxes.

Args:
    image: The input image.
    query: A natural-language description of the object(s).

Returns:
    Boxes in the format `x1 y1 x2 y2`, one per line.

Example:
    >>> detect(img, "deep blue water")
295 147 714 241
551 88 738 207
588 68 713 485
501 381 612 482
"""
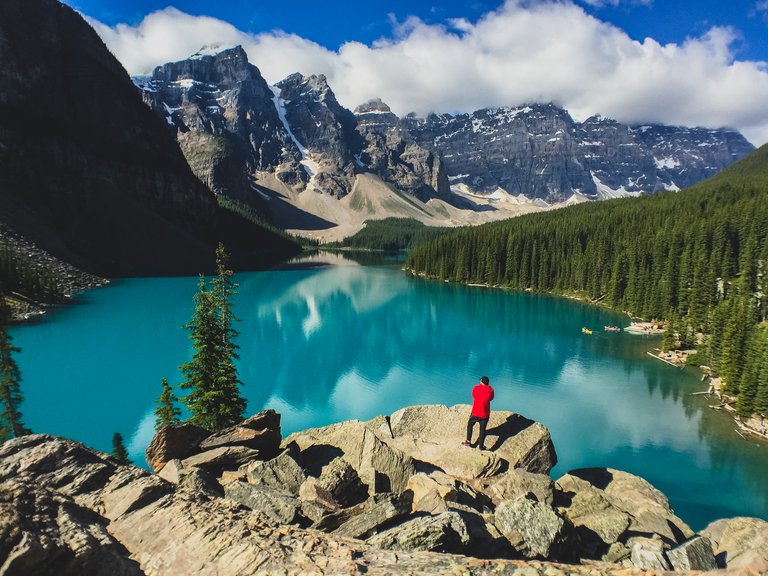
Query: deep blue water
10 251 768 530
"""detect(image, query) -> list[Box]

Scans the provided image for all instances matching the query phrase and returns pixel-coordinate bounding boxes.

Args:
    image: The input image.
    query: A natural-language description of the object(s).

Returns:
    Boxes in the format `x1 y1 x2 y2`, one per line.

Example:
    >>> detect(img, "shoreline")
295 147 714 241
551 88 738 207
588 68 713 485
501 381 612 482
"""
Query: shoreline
644 348 768 443
407 268 768 445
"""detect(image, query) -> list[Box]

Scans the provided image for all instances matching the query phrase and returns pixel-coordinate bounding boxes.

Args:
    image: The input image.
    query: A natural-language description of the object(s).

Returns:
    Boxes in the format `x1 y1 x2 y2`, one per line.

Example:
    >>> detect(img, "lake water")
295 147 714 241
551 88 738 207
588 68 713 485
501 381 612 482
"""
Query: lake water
10 251 768 530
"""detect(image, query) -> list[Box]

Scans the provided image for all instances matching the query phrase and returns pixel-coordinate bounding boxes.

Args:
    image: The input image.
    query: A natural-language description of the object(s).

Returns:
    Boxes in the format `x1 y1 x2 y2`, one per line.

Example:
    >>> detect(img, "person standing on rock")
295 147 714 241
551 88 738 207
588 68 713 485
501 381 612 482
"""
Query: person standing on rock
463 376 494 450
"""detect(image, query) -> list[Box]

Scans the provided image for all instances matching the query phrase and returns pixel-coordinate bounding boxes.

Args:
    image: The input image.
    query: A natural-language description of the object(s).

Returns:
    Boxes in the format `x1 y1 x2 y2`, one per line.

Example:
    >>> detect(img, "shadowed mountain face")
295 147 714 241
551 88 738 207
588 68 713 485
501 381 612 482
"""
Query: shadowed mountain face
0 0 298 277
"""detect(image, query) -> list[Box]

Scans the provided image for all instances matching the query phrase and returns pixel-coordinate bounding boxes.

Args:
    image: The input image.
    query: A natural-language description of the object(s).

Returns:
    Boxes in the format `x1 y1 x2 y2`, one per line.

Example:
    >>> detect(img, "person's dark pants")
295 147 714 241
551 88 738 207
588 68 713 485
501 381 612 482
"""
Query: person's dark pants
466 415 489 448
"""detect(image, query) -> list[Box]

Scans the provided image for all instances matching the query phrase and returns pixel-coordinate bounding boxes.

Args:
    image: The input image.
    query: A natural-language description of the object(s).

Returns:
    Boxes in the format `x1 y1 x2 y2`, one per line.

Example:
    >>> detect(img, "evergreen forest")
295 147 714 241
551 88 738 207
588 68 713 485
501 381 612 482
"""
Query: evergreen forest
406 144 768 419
334 218 453 251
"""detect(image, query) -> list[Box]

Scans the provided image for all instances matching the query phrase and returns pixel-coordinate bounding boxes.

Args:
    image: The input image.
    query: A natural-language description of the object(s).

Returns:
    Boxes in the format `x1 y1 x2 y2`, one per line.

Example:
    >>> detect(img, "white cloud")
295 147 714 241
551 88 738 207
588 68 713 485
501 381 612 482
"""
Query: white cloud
579 0 652 7
86 0 768 146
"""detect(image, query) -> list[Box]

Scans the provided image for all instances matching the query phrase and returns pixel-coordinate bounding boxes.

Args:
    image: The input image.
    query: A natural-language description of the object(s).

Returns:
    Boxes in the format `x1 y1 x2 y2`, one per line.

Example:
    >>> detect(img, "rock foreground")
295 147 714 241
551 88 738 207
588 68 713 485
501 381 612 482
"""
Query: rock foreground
1 405 767 575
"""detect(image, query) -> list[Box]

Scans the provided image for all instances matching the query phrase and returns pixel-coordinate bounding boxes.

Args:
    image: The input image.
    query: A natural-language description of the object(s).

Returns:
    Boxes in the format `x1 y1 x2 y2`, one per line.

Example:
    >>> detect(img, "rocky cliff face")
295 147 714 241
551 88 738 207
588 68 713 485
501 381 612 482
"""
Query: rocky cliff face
274 73 364 198
0 6 299 279
3 406 767 575
0 0 221 276
355 99 453 203
136 51 455 205
402 105 755 203
138 46 306 204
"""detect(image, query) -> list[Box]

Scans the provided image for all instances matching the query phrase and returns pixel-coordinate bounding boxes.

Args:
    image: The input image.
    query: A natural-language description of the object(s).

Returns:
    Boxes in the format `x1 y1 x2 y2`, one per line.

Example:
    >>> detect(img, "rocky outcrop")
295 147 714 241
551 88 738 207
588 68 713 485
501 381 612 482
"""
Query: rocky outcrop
555 468 694 564
2 409 767 575
0 479 142 576
702 516 768 571
366 404 557 478
145 409 280 474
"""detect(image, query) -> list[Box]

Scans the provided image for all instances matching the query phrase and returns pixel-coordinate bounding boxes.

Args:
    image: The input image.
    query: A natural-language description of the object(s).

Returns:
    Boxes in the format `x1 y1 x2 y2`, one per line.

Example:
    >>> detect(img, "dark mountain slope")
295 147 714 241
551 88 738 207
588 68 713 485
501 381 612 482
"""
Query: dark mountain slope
0 0 297 277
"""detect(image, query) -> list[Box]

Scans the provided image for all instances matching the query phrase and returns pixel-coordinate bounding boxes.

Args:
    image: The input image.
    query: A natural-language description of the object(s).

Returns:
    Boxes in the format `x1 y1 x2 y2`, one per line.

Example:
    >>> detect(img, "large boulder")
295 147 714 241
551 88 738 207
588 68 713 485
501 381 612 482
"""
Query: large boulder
181 446 261 471
198 409 281 459
223 481 301 525
555 468 693 561
327 493 413 539
241 445 306 496
367 405 557 479
470 468 554 506
314 456 368 507
358 428 416 495
367 511 471 553
407 473 459 511
666 536 718 571
702 516 768 571
284 421 416 495
298 477 342 522
628 536 671 570
493 498 571 560
145 422 211 472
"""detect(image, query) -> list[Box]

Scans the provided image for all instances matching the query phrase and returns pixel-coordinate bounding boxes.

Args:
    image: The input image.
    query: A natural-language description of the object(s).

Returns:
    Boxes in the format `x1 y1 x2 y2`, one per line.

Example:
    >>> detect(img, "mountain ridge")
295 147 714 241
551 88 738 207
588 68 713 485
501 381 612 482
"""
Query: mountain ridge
134 46 754 241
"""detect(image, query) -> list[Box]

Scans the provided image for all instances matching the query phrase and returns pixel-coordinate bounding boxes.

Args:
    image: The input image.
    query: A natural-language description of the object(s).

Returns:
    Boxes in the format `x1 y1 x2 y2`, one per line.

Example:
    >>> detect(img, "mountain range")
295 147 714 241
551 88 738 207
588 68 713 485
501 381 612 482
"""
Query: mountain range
0 1 757 283
135 45 754 241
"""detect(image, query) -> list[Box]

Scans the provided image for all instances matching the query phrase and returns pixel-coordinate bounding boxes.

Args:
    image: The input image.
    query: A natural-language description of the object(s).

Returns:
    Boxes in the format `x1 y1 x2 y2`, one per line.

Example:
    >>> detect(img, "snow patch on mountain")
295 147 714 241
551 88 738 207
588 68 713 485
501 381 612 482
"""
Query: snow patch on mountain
270 85 319 186
590 173 642 200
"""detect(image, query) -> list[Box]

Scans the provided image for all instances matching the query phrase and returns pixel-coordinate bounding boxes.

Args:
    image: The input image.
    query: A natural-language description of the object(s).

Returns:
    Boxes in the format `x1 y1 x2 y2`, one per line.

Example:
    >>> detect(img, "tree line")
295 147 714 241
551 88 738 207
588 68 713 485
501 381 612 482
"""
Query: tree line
333 218 454 251
406 145 768 419
1 243 247 465
0 246 64 304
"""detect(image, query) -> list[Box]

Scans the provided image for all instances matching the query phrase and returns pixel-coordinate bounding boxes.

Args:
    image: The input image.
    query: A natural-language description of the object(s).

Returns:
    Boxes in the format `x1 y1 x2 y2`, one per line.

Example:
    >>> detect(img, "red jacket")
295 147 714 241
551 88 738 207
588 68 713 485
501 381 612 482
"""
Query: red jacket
471 384 495 418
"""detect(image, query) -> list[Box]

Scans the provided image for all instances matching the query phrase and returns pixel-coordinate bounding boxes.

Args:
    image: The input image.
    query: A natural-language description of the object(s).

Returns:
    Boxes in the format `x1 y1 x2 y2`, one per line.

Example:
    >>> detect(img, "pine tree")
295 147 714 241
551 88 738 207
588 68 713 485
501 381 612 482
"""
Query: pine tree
155 377 181 431
0 295 30 443
179 244 246 432
112 432 130 464
660 314 677 353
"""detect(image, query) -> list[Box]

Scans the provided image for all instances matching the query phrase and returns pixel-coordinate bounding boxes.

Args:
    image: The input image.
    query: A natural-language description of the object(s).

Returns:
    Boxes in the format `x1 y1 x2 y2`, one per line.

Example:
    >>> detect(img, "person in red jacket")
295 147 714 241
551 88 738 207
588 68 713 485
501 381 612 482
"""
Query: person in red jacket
462 375 494 450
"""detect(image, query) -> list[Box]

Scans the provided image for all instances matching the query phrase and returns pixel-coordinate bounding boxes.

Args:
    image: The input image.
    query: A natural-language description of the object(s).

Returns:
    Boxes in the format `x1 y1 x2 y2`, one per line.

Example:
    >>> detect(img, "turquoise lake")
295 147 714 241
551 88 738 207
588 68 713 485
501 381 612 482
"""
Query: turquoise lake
10 251 768 530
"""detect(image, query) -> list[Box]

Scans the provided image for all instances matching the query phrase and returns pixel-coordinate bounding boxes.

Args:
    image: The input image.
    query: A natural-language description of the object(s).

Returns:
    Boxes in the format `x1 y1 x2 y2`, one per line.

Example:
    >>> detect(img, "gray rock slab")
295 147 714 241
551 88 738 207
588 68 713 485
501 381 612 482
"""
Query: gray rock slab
367 511 470 553
494 497 570 560
666 535 718 571
331 493 413 539
224 481 300 525
182 446 261 470
242 445 306 495
198 410 281 457
628 536 671 571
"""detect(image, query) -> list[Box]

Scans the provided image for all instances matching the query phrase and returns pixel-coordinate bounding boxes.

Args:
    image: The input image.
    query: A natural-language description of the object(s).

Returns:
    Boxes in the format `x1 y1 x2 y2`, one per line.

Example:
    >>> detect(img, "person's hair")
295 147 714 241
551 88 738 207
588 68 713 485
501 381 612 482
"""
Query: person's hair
480 376 489 385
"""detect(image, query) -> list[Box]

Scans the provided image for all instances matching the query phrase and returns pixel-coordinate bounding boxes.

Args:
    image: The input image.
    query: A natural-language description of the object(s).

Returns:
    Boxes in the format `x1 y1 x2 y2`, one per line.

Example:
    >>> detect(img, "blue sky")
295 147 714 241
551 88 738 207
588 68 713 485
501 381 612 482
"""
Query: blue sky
66 0 768 61
67 0 768 144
